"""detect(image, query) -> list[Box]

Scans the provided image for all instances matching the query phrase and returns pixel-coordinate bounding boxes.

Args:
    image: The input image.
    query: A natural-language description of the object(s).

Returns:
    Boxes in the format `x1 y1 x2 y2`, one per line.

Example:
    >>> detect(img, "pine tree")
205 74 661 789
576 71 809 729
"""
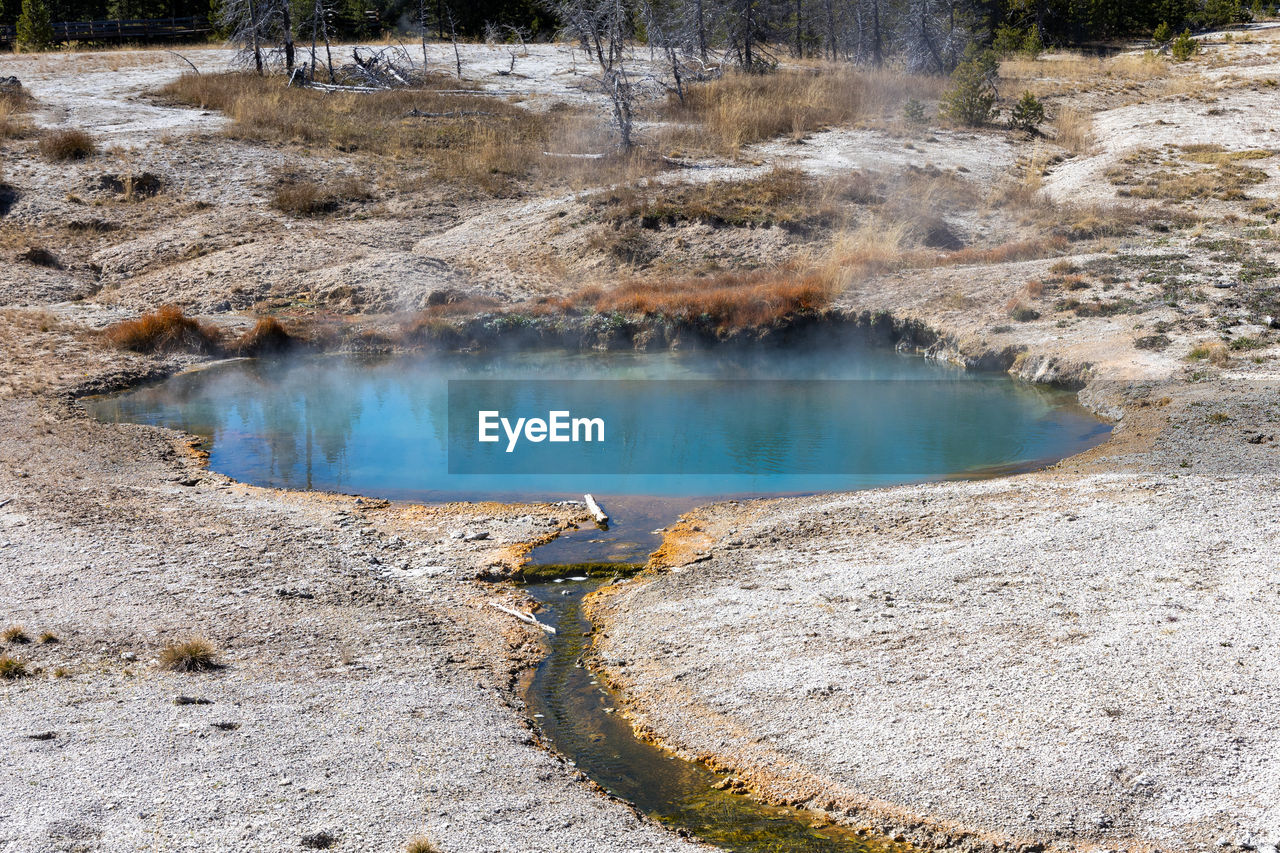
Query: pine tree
16 0 54 51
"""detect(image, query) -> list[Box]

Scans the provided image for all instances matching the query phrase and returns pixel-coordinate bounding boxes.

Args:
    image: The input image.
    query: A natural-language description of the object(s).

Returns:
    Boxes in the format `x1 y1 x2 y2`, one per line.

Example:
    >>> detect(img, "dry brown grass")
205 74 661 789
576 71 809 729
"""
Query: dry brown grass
158 637 220 672
1002 52 1169 88
272 175 373 216
1189 340 1231 365
593 167 878 230
38 129 97 162
2 624 31 644
1053 107 1093 155
159 72 637 195
0 85 33 139
234 316 297 355
589 268 834 328
661 67 944 156
103 305 222 355
0 654 28 680
405 839 440 853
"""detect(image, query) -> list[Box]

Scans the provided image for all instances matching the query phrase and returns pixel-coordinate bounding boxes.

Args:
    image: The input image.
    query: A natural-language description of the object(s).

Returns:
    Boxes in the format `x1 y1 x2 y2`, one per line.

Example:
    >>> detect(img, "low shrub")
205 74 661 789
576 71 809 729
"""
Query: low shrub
272 175 372 217
1171 30 1200 61
0 654 28 679
234 316 296 356
158 637 220 673
103 306 222 355
1009 92 1046 132
941 50 998 127
38 129 96 162
405 838 440 853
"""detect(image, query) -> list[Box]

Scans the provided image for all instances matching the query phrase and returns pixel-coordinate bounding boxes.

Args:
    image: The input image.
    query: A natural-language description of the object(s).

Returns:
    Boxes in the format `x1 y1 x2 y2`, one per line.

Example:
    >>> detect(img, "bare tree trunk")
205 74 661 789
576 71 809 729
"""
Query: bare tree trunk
871 0 882 67
248 0 263 74
418 0 428 70
282 0 294 71
446 7 461 78
794 0 802 57
695 0 707 61
823 0 835 60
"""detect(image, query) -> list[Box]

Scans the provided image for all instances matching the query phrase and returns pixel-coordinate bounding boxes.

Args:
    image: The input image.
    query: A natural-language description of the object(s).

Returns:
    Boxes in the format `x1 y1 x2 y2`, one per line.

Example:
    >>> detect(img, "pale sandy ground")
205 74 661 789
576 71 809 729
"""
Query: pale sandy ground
1 28 1279 853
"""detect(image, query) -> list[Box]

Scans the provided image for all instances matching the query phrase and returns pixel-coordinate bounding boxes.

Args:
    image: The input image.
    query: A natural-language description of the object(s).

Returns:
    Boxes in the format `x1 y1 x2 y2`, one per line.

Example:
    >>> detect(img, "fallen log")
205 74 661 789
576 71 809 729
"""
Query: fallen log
406 108 497 118
584 494 608 525
490 601 556 634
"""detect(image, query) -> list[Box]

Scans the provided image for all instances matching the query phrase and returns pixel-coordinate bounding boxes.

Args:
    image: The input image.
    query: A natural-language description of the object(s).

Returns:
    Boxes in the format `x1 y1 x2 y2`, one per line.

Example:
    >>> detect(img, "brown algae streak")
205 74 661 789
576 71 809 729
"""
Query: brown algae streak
523 576 912 853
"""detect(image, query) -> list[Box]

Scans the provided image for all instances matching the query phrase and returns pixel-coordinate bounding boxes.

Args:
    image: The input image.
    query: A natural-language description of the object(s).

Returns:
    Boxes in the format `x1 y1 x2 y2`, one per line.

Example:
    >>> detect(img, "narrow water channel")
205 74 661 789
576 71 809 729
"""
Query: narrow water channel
523 574 907 853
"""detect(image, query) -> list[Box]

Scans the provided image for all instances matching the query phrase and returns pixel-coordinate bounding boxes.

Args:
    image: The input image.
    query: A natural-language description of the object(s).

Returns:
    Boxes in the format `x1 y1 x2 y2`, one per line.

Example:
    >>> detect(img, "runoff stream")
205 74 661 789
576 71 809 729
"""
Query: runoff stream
88 336 1111 852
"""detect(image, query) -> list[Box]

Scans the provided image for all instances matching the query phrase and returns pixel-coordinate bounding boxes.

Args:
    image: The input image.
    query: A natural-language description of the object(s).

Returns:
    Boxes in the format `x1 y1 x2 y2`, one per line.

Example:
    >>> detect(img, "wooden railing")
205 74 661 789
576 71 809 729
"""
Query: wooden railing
0 15 212 47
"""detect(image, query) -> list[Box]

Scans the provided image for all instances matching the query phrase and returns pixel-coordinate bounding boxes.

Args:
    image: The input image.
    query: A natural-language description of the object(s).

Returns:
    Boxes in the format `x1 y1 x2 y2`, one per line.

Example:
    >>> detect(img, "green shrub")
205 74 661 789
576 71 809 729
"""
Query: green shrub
903 98 926 124
1009 91 1045 132
16 0 54 50
1171 30 1200 61
992 25 1024 54
1152 21 1173 43
942 50 998 127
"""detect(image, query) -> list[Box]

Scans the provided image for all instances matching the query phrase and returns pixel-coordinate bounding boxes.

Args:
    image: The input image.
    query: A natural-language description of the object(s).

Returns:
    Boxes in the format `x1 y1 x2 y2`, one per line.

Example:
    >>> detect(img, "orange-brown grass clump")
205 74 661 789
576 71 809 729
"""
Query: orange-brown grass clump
662 66 944 156
158 637 220 672
590 268 834 329
38 129 97 162
159 72 634 195
104 306 222 355
2 624 31 644
234 316 296 356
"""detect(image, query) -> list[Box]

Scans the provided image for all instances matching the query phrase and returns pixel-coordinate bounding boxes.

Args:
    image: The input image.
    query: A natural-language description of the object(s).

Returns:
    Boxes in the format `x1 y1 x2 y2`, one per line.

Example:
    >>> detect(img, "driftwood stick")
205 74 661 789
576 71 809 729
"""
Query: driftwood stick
406 108 497 118
490 601 556 634
167 50 200 75
584 494 609 525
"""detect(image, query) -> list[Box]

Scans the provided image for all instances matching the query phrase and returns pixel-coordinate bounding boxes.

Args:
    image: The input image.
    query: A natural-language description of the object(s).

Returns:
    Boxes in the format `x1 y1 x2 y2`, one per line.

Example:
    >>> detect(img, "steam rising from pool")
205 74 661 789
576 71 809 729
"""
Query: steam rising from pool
87 340 1108 507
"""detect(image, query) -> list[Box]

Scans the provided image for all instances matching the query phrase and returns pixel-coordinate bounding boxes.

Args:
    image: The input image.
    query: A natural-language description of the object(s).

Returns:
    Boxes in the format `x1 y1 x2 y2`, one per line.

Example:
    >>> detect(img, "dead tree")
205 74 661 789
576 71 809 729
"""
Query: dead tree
220 0 295 73
303 0 335 81
556 0 636 150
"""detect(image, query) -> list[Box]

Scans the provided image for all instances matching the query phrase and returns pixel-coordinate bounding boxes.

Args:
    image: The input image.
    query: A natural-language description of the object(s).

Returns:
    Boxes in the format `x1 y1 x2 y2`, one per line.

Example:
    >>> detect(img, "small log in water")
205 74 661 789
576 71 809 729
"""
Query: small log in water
584 494 608 526
490 601 556 635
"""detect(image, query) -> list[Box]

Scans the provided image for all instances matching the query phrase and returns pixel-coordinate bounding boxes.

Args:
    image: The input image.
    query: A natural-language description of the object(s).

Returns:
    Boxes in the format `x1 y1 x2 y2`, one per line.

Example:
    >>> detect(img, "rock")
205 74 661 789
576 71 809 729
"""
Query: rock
300 830 338 849
463 530 490 541
120 651 137 662
173 695 212 706
25 731 56 740
210 721 240 731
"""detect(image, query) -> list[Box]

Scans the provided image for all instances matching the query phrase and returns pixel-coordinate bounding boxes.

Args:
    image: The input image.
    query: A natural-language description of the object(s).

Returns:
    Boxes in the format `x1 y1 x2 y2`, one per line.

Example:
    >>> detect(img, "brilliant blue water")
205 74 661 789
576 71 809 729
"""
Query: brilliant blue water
86 344 1108 504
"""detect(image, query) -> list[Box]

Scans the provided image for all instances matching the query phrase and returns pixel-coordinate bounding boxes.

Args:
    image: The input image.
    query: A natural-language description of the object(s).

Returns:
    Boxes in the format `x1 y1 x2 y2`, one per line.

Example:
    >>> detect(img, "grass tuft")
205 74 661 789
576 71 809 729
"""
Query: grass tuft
0 654 28 680
234 316 296 356
38 129 97 162
405 838 440 853
158 637 220 673
272 175 372 217
103 306 222 355
2 625 31 644
37 630 59 644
